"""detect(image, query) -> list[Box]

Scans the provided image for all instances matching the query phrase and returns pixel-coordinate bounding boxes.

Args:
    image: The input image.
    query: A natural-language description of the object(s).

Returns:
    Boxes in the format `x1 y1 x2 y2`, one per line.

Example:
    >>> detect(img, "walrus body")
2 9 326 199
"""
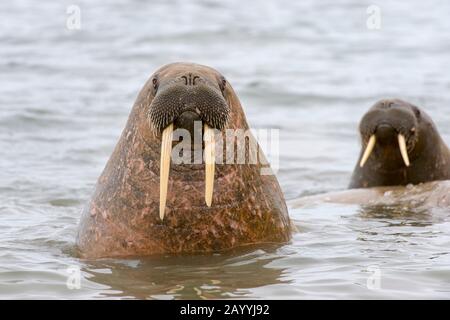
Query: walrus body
290 180 450 209
349 99 450 189
77 63 291 258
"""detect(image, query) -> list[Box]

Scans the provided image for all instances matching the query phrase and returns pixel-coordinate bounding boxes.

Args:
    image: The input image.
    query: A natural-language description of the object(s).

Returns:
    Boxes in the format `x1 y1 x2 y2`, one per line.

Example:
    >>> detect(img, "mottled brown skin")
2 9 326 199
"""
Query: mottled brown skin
77 62 291 258
349 99 450 189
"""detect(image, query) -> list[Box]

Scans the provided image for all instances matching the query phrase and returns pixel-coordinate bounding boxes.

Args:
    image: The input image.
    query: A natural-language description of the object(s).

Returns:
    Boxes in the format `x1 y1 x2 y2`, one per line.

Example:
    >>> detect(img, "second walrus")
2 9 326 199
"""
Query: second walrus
349 99 450 188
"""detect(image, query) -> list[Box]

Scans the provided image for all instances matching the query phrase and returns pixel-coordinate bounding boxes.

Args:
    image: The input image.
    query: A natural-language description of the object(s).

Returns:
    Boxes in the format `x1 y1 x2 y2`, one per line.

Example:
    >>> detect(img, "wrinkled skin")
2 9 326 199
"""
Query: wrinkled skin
349 99 450 188
77 63 291 258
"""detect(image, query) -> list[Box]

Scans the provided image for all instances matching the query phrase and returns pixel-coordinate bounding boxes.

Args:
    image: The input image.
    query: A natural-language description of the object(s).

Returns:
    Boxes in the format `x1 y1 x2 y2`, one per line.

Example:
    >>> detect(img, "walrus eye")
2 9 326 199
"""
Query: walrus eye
152 78 159 91
219 78 227 92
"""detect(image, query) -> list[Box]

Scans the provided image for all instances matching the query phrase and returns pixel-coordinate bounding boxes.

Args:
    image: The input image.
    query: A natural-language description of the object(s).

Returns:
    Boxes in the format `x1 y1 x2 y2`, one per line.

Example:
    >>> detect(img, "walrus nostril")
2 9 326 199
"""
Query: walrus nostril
375 124 396 141
180 74 201 86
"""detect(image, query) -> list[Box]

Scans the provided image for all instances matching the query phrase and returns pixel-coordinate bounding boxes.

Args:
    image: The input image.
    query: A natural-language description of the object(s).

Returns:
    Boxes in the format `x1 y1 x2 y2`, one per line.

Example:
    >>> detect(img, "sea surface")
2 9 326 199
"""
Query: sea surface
1 0 450 299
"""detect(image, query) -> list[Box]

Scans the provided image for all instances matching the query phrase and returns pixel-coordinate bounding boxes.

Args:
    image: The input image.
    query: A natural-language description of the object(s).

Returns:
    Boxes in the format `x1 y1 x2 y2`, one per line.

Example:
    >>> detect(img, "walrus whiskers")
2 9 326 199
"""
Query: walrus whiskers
359 135 376 167
160 123 173 220
204 123 215 207
398 134 410 167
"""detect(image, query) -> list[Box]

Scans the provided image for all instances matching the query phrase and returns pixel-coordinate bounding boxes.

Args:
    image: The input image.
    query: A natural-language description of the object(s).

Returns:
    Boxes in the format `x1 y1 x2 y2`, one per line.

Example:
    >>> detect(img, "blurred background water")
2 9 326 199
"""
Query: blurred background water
1 0 450 299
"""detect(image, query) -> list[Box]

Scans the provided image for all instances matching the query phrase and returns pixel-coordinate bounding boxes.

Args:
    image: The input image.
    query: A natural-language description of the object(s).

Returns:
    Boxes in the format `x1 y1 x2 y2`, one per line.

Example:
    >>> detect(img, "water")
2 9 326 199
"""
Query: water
1 0 450 299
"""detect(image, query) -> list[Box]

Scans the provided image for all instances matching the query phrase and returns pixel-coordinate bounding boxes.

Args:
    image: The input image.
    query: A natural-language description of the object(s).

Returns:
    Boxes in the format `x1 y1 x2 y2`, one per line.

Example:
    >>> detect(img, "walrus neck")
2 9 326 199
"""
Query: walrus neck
412 125 441 161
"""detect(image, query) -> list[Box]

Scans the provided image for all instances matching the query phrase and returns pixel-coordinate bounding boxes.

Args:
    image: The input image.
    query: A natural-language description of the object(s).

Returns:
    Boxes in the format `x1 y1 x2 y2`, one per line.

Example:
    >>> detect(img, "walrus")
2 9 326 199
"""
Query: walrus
349 99 450 189
76 62 291 258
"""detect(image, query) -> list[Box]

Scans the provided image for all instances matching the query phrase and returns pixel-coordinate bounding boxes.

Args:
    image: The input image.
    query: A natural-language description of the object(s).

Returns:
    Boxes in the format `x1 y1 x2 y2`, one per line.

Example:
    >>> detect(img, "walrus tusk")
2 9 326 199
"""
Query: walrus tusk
360 135 376 167
204 123 215 207
398 134 410 167
160 123 173 220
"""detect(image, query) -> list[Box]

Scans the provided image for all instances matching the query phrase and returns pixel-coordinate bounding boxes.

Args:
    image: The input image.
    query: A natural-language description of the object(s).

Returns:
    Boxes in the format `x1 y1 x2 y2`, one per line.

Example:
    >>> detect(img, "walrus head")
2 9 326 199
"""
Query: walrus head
76 62 291 258
349 99 450 188
358 99 422 170
144 63 232 219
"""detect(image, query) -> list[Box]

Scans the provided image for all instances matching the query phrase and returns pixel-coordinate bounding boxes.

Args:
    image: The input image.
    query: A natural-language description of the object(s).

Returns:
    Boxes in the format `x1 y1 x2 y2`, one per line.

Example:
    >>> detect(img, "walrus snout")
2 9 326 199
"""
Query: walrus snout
360 107 417 139
174 110 202 139
148 80 229 133
375 123 397 144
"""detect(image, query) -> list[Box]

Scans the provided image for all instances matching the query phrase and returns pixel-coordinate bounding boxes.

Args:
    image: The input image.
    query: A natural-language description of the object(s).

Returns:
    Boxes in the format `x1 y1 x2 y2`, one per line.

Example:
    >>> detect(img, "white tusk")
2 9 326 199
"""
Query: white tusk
398 134 410 167
359 135 376 168
159 123 173 220
204 123 215 207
